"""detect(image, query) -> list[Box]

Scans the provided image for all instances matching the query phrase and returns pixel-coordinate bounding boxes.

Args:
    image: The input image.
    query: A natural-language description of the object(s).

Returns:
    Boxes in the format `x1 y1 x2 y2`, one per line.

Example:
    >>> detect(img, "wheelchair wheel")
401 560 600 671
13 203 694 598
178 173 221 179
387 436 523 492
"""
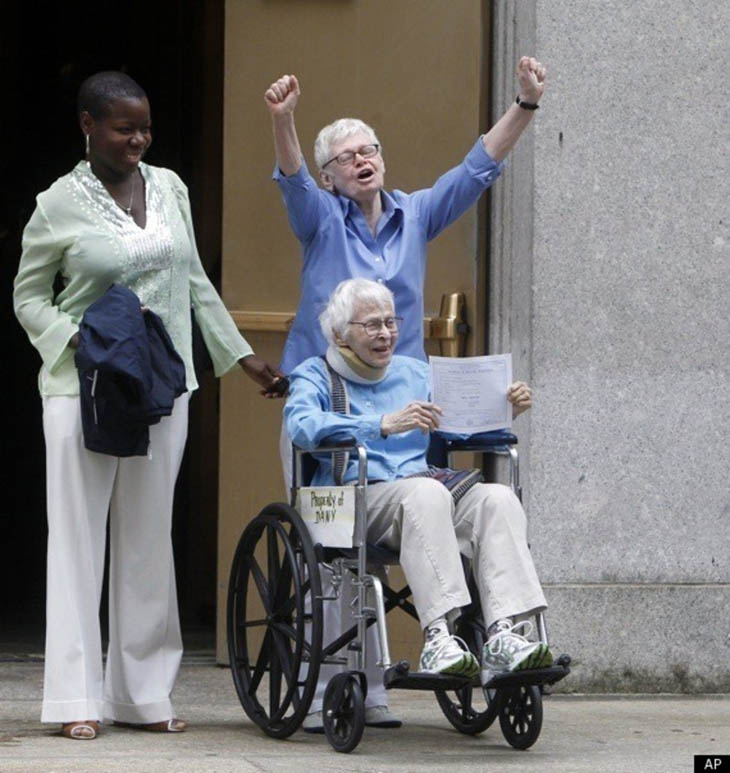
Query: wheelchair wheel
435 615 498 735
498 684 543 750
227 502 323 739
435 682 498 735
323 673 366 754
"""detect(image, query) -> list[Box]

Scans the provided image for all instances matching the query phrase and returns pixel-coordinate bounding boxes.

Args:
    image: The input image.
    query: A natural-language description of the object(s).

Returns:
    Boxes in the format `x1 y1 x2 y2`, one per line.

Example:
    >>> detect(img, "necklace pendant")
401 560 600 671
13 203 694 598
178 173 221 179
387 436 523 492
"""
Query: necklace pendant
124 207 132 216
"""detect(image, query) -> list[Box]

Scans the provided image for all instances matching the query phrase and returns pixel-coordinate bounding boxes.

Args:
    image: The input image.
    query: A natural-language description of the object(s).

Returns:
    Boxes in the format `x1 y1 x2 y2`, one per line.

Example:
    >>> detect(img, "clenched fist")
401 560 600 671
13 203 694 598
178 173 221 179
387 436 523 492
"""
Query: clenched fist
264 74 301 116
516 56 546 104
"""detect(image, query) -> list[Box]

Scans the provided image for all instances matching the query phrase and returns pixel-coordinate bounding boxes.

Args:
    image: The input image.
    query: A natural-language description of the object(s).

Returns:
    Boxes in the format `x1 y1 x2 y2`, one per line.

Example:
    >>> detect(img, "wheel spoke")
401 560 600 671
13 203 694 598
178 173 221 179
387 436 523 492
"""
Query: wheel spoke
246 554 271 613
278 576 311 618
270 557 294 618
269 643 283 716
271 619 313 656
269 625 305 712
267 525 281 598
270 625 295 683
249 628 272 695
241 618 269 629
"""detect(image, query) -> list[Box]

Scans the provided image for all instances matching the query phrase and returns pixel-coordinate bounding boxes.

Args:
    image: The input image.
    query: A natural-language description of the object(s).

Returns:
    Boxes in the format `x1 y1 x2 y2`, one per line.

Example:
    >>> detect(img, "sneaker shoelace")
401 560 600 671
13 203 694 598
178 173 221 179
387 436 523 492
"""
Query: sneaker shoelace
486 619 534 657
427 632 473 662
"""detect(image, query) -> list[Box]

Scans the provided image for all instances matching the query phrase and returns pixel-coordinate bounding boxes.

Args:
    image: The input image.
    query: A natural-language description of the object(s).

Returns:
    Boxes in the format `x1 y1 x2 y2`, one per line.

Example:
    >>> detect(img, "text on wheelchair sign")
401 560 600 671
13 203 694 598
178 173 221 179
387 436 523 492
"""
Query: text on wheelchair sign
296 486 356 547
309 489 347 520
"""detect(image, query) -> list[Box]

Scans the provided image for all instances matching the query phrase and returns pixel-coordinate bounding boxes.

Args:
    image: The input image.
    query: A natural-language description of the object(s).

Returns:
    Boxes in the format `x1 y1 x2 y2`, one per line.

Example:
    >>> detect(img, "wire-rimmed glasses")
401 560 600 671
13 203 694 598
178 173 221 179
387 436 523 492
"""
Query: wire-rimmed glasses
322 143 380 168
347 316 402 337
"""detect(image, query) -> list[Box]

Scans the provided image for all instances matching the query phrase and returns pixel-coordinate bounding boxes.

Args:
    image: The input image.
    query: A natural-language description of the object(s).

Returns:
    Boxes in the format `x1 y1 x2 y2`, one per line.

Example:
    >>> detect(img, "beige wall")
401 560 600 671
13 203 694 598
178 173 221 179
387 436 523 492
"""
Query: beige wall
218 0 491 663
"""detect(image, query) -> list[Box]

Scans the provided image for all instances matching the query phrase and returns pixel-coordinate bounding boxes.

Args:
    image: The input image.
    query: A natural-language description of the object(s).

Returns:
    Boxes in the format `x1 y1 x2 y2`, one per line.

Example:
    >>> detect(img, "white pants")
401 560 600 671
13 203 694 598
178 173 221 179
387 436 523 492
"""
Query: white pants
41 394 189 724
279 420 387 711
366 478 547 629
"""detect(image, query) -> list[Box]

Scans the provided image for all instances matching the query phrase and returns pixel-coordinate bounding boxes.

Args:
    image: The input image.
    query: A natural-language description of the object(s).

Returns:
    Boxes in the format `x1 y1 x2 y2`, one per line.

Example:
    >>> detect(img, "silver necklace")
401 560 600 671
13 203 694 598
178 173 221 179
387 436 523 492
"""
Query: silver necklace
122 172 136 216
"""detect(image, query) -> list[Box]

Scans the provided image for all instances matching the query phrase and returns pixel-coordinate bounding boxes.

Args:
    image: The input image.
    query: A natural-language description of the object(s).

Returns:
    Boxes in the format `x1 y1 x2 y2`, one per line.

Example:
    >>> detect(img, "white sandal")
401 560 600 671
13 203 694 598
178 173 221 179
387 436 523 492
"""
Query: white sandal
62 720 98 740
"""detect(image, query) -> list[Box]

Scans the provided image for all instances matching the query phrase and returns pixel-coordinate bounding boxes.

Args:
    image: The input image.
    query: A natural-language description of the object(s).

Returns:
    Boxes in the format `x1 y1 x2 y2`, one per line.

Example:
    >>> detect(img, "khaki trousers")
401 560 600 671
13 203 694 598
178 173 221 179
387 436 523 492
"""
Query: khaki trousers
366 477 547 629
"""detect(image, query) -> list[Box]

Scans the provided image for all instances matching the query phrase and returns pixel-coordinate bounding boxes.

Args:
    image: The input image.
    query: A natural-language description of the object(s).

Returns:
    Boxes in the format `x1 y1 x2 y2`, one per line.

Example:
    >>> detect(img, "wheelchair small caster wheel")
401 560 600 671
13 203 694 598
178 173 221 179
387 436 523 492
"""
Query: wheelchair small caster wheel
436 682 498 735
435 612 497 735
498 684 543 750
323 673 365 753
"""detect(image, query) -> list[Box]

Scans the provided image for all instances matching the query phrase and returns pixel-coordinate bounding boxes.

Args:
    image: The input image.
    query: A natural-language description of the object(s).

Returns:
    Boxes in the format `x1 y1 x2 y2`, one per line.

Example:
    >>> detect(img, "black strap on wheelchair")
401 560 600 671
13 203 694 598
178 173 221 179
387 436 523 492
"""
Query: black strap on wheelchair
323 357 349 485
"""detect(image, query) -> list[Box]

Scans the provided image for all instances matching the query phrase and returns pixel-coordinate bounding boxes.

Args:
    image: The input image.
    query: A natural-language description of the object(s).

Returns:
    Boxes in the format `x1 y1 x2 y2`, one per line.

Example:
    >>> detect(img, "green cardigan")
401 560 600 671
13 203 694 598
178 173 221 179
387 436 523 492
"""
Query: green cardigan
14 161 253 396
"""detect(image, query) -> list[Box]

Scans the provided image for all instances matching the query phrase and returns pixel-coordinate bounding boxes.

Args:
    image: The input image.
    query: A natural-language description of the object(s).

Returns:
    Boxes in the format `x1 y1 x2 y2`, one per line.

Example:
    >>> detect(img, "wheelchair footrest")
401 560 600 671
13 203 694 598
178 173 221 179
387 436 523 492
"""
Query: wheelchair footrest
384 664 475 692
483 662 570 690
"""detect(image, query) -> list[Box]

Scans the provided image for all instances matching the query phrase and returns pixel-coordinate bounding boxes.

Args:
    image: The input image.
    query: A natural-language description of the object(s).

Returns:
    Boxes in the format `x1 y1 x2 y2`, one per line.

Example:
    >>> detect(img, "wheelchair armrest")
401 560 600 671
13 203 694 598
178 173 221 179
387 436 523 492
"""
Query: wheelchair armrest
293 436 368 487
306 435 359 453
443 430 518 453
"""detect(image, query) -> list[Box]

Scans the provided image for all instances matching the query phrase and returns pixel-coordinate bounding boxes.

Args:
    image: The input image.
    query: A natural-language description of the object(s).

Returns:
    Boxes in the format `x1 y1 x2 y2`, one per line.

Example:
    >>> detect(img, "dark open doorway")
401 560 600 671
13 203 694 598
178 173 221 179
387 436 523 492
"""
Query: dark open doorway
1 2 224 654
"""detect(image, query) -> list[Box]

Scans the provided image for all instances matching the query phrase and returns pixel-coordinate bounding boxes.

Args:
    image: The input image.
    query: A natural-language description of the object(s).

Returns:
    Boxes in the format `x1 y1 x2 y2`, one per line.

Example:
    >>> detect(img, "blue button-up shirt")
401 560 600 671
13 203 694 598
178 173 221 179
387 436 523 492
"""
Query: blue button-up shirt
274 139 504 373
285 355 432 485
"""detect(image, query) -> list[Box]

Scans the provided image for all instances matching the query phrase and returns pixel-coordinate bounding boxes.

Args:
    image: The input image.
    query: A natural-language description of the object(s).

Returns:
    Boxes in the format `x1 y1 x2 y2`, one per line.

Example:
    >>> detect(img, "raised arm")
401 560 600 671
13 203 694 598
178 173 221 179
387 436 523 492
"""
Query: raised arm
482 56 547 162
264 74 303 177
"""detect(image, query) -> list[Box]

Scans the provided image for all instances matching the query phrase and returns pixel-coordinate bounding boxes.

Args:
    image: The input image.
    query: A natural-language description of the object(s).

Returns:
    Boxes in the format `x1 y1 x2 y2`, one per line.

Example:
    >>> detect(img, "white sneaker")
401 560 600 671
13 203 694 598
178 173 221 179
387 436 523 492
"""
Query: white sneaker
301 705 402 732
364 705 402 728
480 619 553 686
419 631 479 677
301 710 324 733
301 704 402 732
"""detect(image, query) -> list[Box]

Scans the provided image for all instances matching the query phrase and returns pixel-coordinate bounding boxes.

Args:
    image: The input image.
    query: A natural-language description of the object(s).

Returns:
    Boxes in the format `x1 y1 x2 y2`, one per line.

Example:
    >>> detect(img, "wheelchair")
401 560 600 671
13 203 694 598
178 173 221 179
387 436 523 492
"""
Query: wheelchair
227 431 570 753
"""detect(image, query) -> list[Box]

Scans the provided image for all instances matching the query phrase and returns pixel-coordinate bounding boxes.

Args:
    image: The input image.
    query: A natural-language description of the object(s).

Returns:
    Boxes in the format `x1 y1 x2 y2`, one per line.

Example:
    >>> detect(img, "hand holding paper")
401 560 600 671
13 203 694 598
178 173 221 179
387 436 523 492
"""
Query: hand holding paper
381 401 443 436
507 380 532 418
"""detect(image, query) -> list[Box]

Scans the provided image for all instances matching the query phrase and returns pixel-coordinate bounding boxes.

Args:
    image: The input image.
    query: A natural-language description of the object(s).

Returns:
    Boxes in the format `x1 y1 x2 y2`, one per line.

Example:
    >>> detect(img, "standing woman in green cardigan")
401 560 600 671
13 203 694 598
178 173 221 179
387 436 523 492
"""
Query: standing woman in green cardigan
13 71 283 740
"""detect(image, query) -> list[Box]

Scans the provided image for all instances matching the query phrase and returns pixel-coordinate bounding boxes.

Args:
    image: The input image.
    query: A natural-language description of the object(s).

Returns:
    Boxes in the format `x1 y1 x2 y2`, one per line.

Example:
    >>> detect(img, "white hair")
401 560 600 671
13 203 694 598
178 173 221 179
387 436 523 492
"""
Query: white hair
314 118 380 171
319 278 395 346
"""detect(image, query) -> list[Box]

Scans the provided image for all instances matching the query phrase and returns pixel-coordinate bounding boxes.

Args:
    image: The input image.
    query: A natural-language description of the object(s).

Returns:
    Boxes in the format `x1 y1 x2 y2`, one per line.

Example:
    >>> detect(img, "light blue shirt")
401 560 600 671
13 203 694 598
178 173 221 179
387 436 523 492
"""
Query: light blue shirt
285 354 432 485
274 139 504 373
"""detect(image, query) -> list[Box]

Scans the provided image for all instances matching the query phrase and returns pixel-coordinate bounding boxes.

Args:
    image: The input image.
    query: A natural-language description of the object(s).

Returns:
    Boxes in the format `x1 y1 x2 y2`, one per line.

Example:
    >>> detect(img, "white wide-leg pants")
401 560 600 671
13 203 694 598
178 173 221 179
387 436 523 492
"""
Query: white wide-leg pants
279 420 387 711
40 393 189 724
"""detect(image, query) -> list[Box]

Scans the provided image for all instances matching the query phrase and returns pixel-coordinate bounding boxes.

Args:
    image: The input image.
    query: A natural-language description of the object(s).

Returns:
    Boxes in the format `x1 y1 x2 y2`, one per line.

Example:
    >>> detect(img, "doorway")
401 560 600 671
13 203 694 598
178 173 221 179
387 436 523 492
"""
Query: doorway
1 1 224 653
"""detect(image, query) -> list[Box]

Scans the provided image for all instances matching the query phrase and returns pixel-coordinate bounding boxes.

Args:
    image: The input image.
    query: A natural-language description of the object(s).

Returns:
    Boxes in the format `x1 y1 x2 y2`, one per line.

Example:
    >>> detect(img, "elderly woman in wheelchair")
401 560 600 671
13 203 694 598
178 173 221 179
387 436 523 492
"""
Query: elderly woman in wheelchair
227 277 568 752
285 276 552 679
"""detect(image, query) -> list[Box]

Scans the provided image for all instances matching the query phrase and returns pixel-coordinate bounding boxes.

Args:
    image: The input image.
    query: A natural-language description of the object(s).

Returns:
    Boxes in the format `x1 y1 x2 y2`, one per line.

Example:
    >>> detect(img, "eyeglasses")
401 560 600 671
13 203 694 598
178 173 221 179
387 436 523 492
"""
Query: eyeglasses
322 143 380 168
348 316 402 337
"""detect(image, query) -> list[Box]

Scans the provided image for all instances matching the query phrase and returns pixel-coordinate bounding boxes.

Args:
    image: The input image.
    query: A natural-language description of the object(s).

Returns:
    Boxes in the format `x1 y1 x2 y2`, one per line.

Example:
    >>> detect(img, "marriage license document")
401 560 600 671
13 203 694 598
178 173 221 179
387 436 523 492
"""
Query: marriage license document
429 353 513 434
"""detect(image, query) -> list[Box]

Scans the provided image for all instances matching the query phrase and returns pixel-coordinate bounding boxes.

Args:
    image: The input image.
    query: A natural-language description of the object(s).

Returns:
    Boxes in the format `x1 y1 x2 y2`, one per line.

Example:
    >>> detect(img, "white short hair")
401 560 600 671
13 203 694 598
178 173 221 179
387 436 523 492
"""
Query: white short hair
314 118 380 171
319 278 395 346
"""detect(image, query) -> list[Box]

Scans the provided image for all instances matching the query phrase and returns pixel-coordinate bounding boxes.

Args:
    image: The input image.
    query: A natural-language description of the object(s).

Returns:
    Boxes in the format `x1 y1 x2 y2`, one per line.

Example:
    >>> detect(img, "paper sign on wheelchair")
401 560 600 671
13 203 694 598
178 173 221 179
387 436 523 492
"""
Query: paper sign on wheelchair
296 486 356 548
430 353 513 434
